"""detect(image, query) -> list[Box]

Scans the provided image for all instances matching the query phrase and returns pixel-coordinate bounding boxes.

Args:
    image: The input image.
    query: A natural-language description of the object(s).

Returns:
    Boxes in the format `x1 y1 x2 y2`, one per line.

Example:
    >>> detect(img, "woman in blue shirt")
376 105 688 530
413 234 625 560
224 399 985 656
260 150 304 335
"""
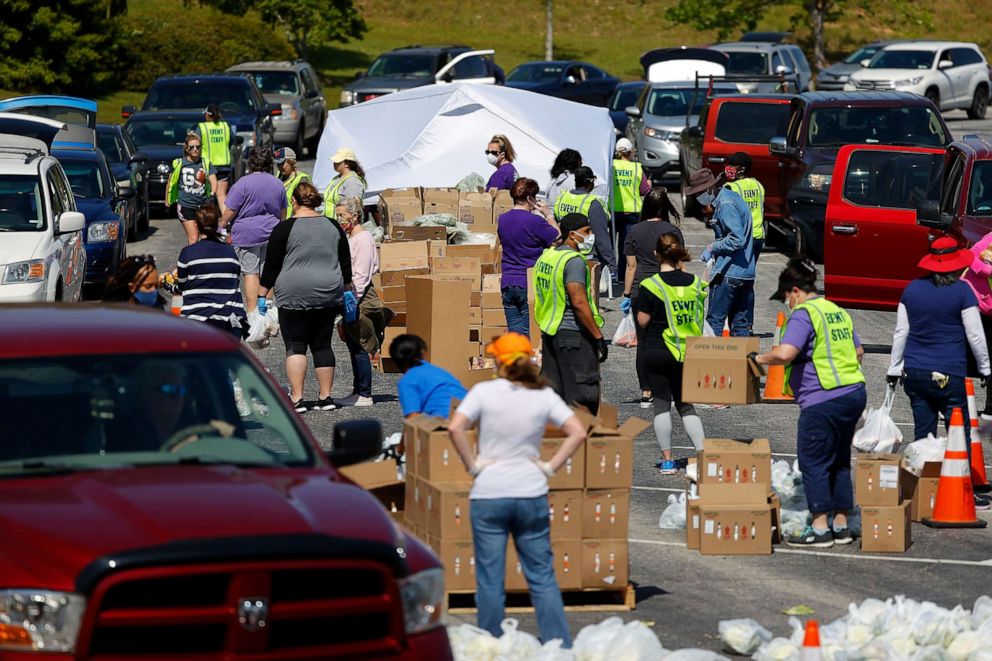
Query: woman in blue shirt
390 334 467 418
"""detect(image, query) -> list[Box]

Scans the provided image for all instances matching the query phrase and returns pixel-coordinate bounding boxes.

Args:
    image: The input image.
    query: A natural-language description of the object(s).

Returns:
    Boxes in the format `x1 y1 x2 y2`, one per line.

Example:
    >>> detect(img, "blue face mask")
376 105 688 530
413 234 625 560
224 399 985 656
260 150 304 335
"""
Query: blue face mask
133 289 158 306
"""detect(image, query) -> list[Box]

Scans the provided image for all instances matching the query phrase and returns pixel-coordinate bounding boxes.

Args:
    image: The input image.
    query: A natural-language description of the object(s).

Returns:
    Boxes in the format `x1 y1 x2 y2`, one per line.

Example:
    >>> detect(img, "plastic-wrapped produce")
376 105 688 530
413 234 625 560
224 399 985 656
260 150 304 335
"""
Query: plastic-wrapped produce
752 637 800 661
718 618 773 655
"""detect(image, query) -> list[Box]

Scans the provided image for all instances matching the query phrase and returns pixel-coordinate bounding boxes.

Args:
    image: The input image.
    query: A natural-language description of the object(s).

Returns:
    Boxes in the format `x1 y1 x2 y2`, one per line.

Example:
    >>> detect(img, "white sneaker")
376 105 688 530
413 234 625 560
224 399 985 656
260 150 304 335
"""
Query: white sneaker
339 393 374 407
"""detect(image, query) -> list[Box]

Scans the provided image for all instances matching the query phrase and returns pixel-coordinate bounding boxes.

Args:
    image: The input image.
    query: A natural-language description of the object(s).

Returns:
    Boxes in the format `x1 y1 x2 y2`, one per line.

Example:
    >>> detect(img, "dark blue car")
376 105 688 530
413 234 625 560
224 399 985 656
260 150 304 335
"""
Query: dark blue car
505 61 620 106
607 81 646 135
52 127 133 286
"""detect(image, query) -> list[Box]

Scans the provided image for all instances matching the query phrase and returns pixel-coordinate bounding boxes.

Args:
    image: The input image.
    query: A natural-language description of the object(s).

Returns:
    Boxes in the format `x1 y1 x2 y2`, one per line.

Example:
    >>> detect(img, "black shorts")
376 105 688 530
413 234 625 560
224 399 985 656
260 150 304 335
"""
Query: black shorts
214 166 233 182
279 306 339 368
177 204 198 222
636 343 684 407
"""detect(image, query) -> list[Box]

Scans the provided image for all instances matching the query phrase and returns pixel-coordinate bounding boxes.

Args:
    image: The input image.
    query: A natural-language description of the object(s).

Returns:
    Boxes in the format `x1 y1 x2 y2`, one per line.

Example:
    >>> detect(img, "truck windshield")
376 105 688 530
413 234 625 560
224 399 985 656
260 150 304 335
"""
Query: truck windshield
842 149 944 210
0 353 317 476
246 71 300 96
144 82 256 113
807 106 947 148
126 118 198 147
367 54 437 79
724 52 768 75
969 162 992 215
868 50 936 70
0 175 43 232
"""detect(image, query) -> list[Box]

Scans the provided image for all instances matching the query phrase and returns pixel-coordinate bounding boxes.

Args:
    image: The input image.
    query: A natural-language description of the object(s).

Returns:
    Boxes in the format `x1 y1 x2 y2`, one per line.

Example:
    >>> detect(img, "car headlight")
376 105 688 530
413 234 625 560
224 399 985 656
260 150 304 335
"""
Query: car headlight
237 130 256 148
3 260 45 285
340 90 355 105
87 221 120 243
800 165 834 192
281 104 299 120
0 590 86 653
156 163 171 175
644 127 678 141
398 568 444 635
894 76 924 87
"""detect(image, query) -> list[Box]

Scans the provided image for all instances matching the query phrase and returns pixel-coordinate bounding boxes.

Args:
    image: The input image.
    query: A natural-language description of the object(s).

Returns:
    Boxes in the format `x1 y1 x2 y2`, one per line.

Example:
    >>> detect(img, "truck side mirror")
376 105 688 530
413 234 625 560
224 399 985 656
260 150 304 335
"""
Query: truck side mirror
769 136 793 156
328 419 383 467
859 59 871 68
916 199 953 229
624 105 641 118
686 125 703 139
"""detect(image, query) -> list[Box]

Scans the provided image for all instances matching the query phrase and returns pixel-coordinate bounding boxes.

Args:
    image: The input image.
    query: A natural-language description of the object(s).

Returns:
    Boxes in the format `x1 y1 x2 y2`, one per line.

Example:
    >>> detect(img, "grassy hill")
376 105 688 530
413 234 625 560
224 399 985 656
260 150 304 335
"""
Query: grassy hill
6 0 992 123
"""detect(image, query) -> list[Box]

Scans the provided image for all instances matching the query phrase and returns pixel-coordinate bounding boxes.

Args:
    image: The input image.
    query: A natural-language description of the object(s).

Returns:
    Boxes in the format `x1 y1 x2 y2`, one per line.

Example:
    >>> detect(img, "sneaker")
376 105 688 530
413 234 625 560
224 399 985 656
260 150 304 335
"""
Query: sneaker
785 526 834 548
313 396 337 411
338 393 374 407
291 399 308 413
832 527 854 545
640 396 652 409
657 459 677 475
975 495 991 511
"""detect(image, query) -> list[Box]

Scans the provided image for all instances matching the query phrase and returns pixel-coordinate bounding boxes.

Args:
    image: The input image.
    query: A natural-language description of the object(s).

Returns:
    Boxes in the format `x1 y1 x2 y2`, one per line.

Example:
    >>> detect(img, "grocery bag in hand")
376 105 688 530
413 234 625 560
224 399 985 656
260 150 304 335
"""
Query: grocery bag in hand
853 385 903 453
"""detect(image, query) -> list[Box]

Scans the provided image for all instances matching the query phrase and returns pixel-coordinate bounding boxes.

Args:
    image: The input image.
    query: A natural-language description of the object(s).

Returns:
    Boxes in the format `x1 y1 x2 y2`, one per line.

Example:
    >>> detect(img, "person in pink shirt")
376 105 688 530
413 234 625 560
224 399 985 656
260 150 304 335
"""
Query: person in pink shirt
963 233 992 417
337 196 379 407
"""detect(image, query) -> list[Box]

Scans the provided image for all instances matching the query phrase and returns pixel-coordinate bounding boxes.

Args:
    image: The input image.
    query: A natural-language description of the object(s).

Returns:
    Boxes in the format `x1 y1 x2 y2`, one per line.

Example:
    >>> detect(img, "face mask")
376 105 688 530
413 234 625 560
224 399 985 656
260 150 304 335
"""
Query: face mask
724 166 737 180
574 231 595 254
133 289 158 306
697 191 715 207
486 153 499 166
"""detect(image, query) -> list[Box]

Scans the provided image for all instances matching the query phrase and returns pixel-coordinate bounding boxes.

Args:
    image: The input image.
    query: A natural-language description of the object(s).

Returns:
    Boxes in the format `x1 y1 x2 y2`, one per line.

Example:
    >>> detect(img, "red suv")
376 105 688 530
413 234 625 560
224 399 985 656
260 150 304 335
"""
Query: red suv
0 306 452 659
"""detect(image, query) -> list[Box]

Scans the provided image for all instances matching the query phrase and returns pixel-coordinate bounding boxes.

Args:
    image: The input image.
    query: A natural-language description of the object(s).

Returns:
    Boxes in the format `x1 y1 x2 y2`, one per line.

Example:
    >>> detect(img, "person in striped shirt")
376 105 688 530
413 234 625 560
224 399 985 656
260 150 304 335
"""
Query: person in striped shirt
176 204 247 337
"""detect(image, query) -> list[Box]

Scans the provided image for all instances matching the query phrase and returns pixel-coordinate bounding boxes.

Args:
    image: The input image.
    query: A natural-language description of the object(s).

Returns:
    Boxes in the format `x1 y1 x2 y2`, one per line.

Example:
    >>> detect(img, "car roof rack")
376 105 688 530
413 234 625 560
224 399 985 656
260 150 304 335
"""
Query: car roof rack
685 72 800 125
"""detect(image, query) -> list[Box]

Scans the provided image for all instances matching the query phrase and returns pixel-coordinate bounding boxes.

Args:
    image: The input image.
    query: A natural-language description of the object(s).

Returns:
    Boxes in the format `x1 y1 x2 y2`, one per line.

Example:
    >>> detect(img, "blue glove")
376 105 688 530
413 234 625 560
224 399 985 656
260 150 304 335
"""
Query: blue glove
343 290 358 323
619 296 632 314
257 297 268 315
700 246 713 262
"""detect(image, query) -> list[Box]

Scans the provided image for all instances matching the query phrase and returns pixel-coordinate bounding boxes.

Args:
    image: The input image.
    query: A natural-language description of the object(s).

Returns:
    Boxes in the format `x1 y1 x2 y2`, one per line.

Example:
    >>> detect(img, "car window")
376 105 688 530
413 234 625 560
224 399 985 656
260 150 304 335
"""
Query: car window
844 45 881 65
941 152 967 214
968 161 992 215
367 54 436 79
869 50 936 70
724 51 768 75
97 131 124 162
126 119 197 147
842 149 944 211
302 68 319 94
46 171 64 220
247 71 300 96
61 160 105 199
950 48 983 67
807 106 947 147
772 52 785 72
507 63 564 82
714 101 790 144
452 55 489 80
564 65 584 81
6 106 94 128
789 47 810 72
145 82 257 113
647 89 692 117
610 86 643 111
0 174 44 231
51 167 74 215
0 353 317 474
585 66 605 80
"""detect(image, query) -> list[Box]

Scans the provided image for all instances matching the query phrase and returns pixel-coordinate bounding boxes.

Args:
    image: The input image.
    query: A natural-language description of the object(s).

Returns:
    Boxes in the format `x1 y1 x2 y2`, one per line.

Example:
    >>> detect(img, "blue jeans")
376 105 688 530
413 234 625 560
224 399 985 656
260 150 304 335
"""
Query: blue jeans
706 275 754 337
903 368 971 452
796 386 866 514
471 496 571 646
344 332 372 397
502 286 530 337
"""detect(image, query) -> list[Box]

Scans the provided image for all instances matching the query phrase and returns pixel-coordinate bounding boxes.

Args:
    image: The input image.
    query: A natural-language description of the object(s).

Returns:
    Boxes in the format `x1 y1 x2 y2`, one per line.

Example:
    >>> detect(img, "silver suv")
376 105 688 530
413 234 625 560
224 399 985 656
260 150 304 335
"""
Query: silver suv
845 41 990 119
712 41 812 93
227 60 327 154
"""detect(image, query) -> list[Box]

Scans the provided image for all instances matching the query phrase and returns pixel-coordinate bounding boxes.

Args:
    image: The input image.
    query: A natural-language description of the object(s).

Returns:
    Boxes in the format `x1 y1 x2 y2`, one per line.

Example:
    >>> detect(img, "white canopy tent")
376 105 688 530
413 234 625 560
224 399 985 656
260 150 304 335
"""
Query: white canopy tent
312 83 616 201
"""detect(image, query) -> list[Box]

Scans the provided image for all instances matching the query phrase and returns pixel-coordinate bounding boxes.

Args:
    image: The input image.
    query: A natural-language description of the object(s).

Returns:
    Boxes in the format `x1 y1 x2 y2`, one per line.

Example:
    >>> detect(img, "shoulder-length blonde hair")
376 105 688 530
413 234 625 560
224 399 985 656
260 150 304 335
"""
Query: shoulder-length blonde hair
489 134 516 163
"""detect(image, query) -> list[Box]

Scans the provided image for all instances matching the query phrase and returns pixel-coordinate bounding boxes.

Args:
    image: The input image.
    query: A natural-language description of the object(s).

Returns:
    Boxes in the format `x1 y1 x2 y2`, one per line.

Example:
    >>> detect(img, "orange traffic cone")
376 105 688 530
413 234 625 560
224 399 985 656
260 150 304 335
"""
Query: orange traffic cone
722 327 730 337
762 312 794 402
965 378 992 493
801 620 823 660
170 293 182 316
923 408 988 528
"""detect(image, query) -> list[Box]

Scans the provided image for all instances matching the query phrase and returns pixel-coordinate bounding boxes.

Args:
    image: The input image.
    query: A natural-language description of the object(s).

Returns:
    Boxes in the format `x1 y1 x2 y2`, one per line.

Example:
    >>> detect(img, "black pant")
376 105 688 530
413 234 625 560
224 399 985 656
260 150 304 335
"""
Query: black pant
279 306 339 368
541 329 601 414
630 292 649 391
637 343 685 408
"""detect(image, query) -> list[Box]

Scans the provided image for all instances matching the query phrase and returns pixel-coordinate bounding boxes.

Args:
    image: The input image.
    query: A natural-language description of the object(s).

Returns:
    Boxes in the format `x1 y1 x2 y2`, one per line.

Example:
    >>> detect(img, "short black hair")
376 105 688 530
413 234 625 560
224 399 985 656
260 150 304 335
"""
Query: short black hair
728 151 752 170
247 146 274 173
770 258 818 300
550 148 582 178
573 166 595 189
559 213 591 236
390 334 427 372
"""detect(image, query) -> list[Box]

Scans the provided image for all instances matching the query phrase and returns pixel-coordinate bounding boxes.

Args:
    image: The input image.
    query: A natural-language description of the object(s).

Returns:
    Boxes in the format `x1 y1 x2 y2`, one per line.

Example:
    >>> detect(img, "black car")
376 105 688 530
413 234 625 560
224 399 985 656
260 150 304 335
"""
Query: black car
607 81 646 135
505 61 620 106
96 123 149 235
124 111 244 216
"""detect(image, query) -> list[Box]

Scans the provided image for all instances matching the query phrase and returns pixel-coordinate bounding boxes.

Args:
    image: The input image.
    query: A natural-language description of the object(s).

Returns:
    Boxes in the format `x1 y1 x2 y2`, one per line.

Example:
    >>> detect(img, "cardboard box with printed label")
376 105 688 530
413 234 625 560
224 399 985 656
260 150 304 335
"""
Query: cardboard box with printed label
404 475 427 529
429 537 477 591
698 503 773 555
506 539 583 591
584 417 651 489
425 481 473 541
581 539 629 589
855 454 915 507
698 438 772 504
379 241 431 272
686 500 701 549
379 188 423 229
582 489 630 539
540 438 585 490
861 500 912 553
391 225 447 242
909 462 943 522
546 489 583 540
459 192 494 225
423 187 461 216
682 336 762 405
407 415 477 482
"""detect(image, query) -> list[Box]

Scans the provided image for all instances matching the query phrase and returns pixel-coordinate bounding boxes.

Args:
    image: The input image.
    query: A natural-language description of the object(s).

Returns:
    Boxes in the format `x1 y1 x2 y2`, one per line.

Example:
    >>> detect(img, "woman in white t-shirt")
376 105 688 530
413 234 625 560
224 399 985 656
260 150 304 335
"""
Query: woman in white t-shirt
448 332 586 647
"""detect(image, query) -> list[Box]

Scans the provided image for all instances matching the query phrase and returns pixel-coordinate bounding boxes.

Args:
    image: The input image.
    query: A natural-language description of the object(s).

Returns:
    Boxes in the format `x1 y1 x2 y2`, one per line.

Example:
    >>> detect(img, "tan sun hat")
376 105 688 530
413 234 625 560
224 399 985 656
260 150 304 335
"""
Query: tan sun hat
331 147 357 163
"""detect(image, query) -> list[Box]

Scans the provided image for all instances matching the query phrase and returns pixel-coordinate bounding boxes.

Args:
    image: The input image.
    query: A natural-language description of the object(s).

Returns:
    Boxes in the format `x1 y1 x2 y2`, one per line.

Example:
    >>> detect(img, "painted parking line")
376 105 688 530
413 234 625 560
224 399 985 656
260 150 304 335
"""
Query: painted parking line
628 538 992 567
673 445 798 458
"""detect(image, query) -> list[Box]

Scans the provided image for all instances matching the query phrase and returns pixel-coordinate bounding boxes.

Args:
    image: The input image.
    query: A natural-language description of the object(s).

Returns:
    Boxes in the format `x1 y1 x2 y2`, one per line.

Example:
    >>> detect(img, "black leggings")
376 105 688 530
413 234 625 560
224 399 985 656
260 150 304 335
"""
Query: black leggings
279 306 339 368
637 343 685 408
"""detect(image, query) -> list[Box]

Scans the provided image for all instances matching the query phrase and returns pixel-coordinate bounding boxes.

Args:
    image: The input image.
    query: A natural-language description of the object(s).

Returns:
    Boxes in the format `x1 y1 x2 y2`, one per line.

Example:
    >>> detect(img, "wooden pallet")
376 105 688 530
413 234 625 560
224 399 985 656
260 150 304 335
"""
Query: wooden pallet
446 583 635 614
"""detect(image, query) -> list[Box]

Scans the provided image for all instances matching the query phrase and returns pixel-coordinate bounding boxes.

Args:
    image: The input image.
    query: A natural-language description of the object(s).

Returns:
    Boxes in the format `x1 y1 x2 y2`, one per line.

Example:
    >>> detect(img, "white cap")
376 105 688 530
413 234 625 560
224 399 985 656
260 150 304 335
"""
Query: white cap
615 138 634 154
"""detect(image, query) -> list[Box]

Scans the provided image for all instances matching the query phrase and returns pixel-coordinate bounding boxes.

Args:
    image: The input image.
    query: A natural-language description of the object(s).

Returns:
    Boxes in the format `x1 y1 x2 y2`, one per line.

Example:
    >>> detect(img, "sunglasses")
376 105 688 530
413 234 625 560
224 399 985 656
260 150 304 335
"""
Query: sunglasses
187 145 202 151
484 150 501 156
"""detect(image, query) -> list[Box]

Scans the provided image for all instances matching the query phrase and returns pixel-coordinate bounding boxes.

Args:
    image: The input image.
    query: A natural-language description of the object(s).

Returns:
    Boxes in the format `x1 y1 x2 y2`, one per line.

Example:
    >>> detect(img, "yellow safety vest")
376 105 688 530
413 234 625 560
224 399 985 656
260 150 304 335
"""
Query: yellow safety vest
554 190 597 221
612 159 643 213
284 170 310 209
783 296 865 396
725 178 765 240
638 273 707 361
533 248 604 336
323 172 367 215
197 121 231 167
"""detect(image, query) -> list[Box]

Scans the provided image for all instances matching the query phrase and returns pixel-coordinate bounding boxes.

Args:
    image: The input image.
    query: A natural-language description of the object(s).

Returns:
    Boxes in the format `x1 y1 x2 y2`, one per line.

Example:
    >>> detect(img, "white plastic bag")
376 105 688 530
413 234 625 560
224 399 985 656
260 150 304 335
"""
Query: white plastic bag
447 623 500 660
662 649 727 660
904 434 947 475
613 313 638 348
494 618 543 660
264 304 280 337
659 493 687 530
245 310 270 349
718 618 772 655
752 637 800 661
573 617 665 661
853 386 903 453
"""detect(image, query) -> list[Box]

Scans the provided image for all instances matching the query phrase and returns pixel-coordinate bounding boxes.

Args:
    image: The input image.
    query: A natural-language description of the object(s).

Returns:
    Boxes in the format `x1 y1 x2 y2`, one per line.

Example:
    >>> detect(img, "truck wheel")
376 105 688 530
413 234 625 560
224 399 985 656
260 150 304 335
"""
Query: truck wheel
967 85 989 120
54 281 63 302
925 87 940 111
293 121 306 155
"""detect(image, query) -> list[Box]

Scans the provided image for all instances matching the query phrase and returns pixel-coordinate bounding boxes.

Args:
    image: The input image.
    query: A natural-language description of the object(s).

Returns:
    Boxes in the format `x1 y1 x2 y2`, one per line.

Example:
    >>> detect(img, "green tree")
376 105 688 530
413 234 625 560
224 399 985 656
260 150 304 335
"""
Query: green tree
0 0 126 94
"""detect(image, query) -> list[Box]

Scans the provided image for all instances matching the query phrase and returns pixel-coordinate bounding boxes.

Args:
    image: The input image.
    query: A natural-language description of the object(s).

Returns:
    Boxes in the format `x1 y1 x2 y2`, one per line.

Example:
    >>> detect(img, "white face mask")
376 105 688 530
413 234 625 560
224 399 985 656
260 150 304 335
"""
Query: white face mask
573 231 595 254
486 153 499 166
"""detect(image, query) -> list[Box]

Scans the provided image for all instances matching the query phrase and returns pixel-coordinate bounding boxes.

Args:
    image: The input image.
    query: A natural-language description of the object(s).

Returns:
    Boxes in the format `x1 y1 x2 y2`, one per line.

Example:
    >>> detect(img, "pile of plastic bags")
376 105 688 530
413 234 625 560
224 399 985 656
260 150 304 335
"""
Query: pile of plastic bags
731 595 992 660
246 305 280 350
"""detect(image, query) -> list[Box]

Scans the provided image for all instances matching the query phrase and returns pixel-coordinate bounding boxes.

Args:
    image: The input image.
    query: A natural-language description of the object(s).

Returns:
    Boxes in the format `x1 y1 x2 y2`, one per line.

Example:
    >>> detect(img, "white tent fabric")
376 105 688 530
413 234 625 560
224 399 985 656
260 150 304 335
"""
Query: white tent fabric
312 83 616 201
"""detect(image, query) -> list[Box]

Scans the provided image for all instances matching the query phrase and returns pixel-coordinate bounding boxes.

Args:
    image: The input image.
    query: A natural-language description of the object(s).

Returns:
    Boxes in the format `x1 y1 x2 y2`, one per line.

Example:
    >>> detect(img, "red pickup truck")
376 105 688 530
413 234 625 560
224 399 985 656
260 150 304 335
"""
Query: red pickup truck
0 306 452 659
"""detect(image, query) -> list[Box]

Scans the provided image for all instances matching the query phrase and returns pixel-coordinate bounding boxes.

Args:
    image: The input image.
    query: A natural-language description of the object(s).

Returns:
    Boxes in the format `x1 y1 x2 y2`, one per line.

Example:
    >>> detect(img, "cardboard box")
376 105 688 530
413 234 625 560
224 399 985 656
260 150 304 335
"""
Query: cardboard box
408 416 477 482
459 191 494 225
382 326 407 358
861 500 912 553
582 489 630 539
584 418 651 489
482 291 503 309
478 325 508 344
380 241 430 272
467 223 499 237
468 307 483 326
686 500 701 550
401 414 418 474
581 539 628 588
698 504 773 555
423 187 461 215
697 439 772 504
339 458 401 490
682 336 762 405
482 308 507 327
425 481 473 541
548 490 583 540
429 537 477 591
431 257 482 290
491 189 513 221
446 244 497 265
406 276 474 375
909 462 943 522
769 493 782 544
379 188 423 228
506 539 583 591
391 225 447 242
404 475 427 529
483 274 501 292
379 267 429 287
541 438 586 489
856 454 915 507
380 285 408 305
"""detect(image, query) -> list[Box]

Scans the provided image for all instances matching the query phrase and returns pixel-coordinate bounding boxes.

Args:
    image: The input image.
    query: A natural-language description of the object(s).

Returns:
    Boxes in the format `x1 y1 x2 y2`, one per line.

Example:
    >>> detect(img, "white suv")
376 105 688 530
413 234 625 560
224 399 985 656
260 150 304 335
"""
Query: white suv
845 41 990 119
0 114 86 303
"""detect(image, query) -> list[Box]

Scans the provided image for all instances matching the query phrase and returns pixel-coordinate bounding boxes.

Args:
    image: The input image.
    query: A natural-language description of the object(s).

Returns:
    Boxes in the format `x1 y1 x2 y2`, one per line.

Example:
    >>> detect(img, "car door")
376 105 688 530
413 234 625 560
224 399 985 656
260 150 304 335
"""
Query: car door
46 167 84 301
949 48 983 106
823 144 944 311
626 85 649 149
435 50 496 86
301 68 324 132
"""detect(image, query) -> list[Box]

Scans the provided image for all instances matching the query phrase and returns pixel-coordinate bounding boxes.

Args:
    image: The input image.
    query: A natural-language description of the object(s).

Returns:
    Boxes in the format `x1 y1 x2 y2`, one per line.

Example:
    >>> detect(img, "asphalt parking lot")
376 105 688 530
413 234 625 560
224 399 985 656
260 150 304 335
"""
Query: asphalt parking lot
133 108 992 651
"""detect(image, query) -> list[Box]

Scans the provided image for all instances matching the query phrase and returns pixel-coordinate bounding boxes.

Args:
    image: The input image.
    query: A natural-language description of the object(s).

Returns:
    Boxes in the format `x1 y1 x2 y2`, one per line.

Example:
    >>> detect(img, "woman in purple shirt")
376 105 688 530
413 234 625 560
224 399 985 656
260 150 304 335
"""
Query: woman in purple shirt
485 134 518 191
497 178 559 336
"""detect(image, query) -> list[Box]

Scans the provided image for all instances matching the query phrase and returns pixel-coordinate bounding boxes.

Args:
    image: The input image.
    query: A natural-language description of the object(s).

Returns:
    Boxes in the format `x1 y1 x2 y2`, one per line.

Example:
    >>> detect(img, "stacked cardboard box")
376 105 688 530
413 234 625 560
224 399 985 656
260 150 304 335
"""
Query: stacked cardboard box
686 439 774 555
682 337 763 405
404 405 646 594
855 454 914 552
379 187 514 237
